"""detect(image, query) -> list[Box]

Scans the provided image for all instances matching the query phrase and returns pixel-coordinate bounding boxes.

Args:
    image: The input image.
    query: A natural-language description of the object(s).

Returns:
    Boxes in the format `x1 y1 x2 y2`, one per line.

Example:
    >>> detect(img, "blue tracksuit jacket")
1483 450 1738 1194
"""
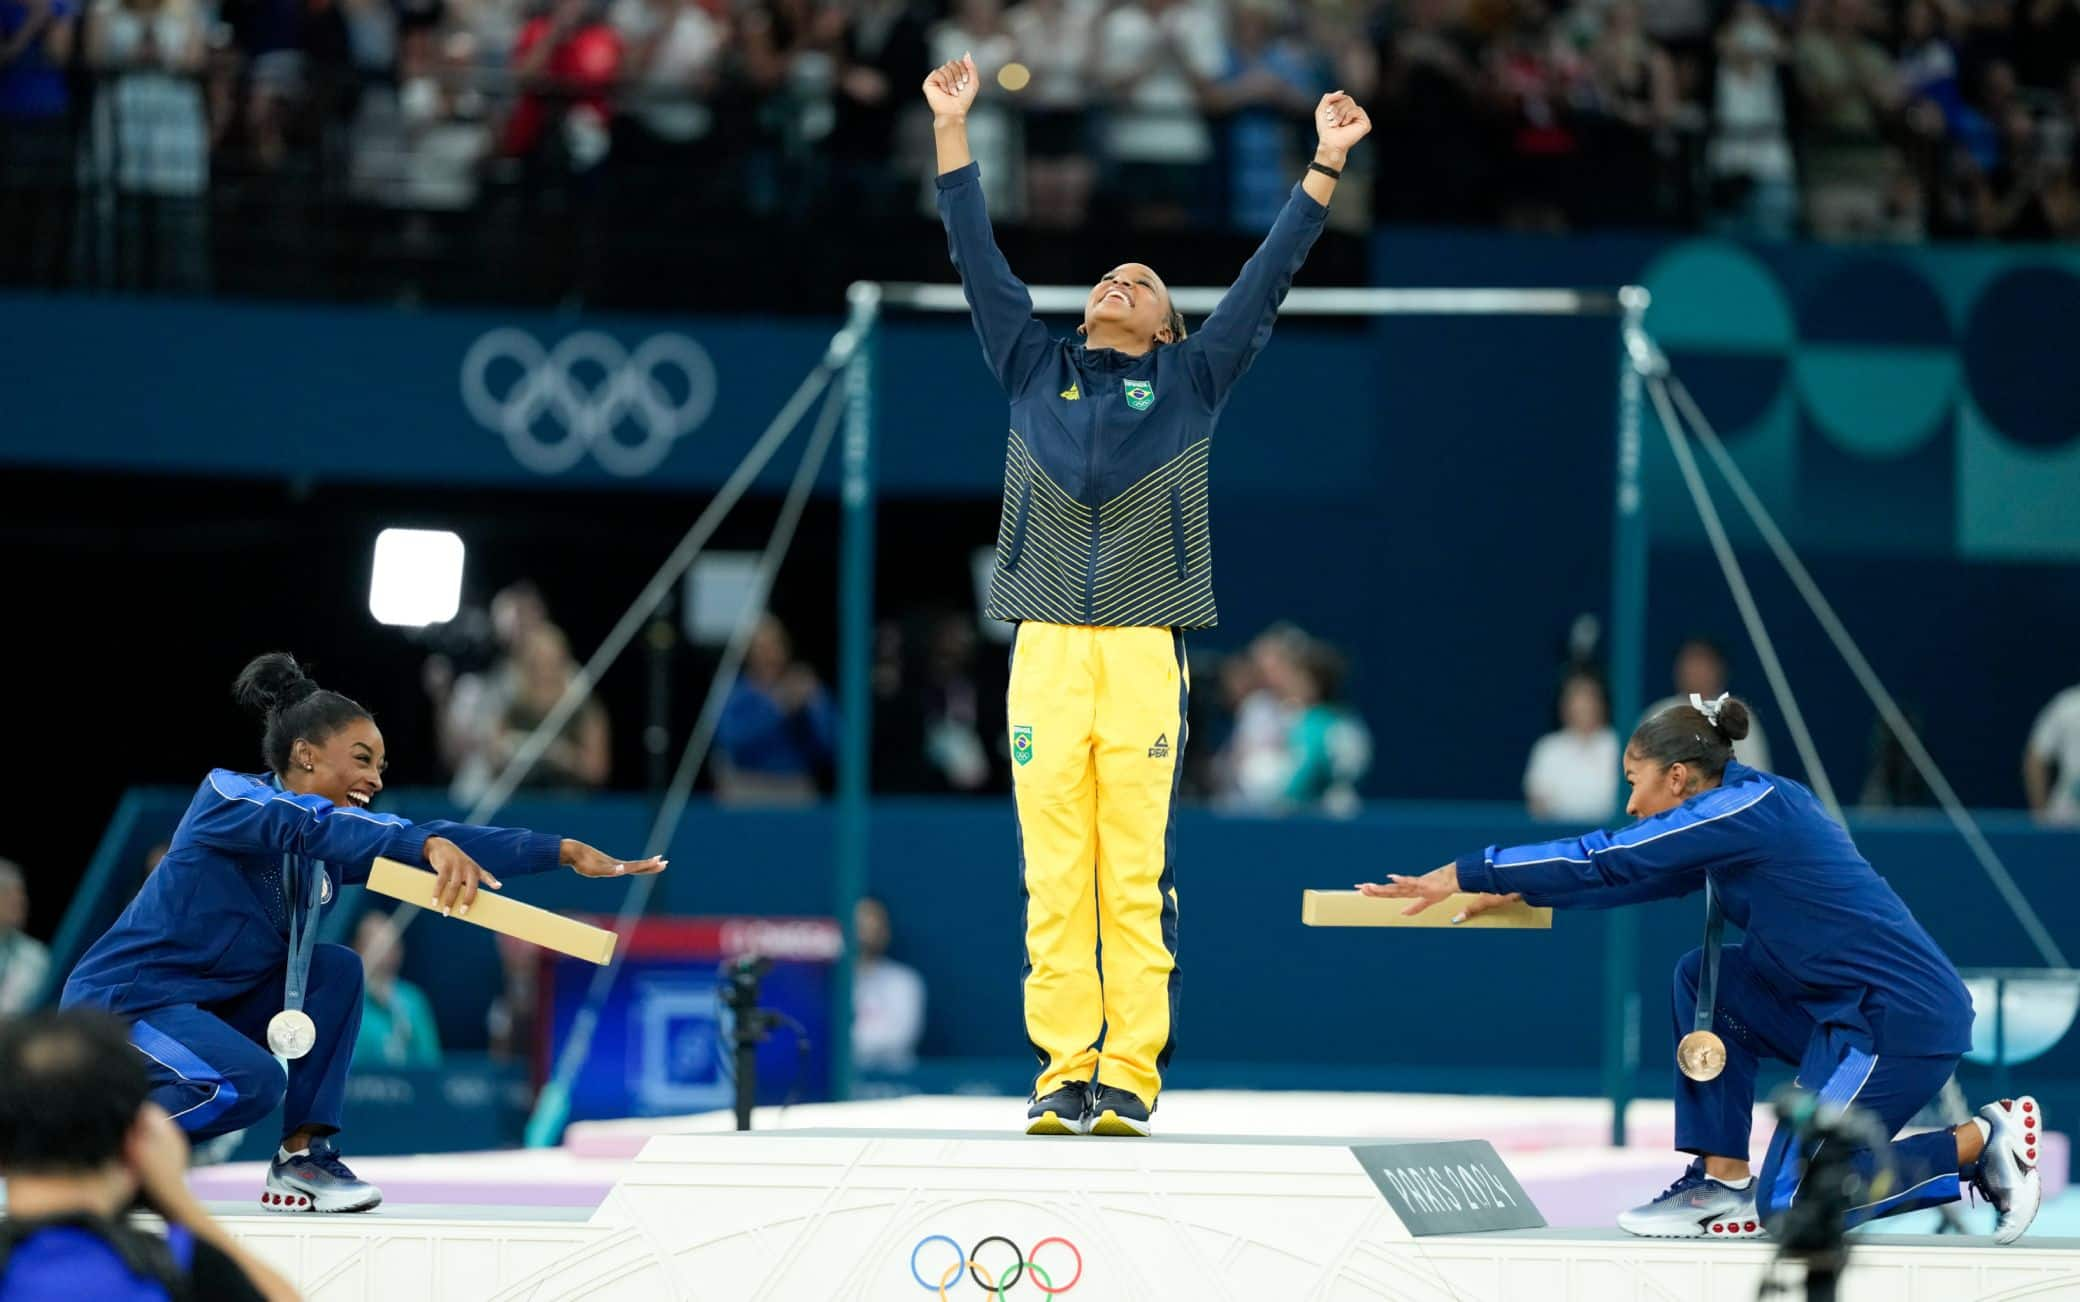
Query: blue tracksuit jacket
938 160 1327 630
64 769 563 1014
1454 763 1973 1056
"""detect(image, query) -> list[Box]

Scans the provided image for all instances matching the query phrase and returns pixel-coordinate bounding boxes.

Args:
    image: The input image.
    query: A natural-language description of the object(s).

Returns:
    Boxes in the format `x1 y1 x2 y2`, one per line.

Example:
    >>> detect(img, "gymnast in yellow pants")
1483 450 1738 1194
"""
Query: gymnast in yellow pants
922 55 1371 1135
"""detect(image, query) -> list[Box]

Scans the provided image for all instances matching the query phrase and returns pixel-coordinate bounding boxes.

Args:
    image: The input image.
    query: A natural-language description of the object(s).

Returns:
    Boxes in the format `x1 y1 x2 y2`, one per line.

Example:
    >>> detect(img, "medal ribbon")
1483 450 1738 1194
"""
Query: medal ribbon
1693 877 1724 1036
283 853 327 1018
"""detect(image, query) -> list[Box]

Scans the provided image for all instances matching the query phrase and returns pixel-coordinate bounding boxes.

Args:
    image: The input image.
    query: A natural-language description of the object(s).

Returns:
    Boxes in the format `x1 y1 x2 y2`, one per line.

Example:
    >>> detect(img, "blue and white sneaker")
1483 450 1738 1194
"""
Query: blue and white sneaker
1087 1085 1154 1138
1618 1160 1762 1238
262 1137 383 1213
1972 1096 2042 1245
1026 1081 1092 1136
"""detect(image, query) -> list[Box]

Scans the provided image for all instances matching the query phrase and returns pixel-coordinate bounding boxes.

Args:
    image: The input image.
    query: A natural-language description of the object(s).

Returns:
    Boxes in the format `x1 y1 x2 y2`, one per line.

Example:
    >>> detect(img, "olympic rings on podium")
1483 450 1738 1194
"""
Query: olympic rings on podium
909 1234 1084 1296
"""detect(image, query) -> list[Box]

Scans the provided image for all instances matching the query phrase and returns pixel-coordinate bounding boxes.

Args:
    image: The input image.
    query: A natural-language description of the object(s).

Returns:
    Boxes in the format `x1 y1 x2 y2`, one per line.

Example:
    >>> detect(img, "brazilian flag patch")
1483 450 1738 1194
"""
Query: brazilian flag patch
1123 379 1154 411
1012 725 1033 766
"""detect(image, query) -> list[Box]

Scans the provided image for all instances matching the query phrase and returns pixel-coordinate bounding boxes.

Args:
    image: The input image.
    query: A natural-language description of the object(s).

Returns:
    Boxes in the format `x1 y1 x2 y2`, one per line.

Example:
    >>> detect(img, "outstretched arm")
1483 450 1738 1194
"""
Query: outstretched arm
1360 781 1777 913
1184 92 1371 407
186 770 661 916
928 53 1051 395
188 770 435 875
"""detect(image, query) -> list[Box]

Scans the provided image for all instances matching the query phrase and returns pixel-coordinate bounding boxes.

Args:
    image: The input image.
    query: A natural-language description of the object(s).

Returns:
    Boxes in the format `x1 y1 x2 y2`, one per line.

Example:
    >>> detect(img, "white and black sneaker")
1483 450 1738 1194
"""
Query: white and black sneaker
1972 1096 2042 1245
1618 1160 1763 1239
1026 1081 1092 1136
1087 1084 1154 1138
262 1137 383 1213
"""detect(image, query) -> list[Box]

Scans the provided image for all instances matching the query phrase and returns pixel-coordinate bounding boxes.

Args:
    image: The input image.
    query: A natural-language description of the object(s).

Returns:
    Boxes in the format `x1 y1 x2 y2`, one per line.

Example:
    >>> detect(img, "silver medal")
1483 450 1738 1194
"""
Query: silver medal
267 1009 317 1059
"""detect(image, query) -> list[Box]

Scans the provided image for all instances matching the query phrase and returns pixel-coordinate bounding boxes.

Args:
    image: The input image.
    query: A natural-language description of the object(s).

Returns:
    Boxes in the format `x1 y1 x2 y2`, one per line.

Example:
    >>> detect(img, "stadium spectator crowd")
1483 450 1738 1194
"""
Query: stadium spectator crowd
5 0 2078 261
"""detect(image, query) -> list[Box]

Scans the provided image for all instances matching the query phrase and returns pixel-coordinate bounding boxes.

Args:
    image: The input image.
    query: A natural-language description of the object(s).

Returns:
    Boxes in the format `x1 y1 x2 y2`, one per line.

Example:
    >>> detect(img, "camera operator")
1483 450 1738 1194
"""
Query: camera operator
0 1009 298 1302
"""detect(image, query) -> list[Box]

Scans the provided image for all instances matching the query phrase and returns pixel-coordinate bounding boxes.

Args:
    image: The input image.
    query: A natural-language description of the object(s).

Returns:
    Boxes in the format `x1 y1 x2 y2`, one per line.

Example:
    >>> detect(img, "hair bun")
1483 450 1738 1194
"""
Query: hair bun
1715 696 1753 743
232 652 319 717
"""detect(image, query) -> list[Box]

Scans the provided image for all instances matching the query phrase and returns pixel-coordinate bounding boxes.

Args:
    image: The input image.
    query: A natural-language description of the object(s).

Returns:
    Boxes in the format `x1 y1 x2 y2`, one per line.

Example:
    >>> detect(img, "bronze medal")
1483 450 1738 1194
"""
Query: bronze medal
1676 1029 1726 1082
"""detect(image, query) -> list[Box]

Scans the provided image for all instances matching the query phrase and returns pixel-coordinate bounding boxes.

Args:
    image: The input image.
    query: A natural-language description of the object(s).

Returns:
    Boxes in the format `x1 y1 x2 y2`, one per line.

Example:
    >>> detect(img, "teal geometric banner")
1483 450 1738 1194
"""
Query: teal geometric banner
1640 239 2080 561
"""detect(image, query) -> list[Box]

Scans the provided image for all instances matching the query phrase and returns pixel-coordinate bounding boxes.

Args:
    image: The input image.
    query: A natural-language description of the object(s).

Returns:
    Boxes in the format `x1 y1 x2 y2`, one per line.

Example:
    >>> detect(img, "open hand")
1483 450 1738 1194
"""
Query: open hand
561 838 669 879
1314 91 1372 153
1355 868 1522 923
1355 863 1459 916
923 52 979 119
426 834 501 917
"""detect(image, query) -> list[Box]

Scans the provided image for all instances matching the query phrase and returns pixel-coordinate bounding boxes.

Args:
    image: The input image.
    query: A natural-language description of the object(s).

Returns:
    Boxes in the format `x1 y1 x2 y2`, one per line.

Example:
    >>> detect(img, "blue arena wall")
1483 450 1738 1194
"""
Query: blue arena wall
8 238 2080 808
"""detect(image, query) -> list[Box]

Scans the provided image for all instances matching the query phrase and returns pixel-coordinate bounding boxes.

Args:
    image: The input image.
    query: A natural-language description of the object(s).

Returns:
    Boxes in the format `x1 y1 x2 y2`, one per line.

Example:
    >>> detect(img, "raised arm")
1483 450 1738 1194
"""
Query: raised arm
1182 91 1370 408
927 53 1052 395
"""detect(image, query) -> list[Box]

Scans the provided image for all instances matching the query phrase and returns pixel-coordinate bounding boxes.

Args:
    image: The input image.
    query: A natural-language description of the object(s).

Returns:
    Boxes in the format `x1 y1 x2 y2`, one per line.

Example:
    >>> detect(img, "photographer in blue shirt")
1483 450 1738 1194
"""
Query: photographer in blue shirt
0 1008 296 1301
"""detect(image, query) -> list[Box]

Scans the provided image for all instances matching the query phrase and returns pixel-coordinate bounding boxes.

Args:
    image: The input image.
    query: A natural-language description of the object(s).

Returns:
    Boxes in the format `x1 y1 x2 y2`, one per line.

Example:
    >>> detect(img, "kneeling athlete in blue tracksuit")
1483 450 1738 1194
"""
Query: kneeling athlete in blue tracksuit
1359 694 2043 1244
62 653 665 1212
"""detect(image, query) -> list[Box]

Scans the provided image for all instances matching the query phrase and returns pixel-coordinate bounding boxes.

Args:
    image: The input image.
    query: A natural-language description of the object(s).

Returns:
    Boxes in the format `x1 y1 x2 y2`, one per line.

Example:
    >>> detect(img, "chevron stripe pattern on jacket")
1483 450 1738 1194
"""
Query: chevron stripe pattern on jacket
988 432 1216 628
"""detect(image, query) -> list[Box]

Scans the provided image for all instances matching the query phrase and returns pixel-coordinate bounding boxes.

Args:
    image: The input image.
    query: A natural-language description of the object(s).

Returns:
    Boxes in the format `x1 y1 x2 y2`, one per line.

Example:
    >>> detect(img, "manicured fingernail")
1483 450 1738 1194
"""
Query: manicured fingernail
1451 914 1466 925
441 907 451 917
458 906 469 917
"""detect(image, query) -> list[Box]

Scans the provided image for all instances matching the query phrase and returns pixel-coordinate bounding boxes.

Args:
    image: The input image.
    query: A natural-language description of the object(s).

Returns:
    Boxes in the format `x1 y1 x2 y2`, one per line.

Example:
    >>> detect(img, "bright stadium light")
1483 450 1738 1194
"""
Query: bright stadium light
369 528 465 626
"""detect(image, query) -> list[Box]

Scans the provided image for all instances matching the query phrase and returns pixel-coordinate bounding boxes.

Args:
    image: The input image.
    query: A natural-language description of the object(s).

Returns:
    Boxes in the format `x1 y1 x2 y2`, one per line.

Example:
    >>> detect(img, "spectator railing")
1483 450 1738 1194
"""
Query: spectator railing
3 62 1728 304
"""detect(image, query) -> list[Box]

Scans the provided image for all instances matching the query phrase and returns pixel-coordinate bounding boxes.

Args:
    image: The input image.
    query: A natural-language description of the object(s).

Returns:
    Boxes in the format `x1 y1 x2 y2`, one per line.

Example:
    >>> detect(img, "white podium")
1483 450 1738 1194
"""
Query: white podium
213 1128 2080 1301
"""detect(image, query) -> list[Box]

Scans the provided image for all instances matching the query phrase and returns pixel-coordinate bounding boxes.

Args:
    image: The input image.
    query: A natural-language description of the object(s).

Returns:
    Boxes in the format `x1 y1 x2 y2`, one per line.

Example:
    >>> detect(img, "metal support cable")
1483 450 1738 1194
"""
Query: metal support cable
1638 360 1843 820
465 355 842 825
368 344 847 976
1664 376 2067 968
522 374 845 1147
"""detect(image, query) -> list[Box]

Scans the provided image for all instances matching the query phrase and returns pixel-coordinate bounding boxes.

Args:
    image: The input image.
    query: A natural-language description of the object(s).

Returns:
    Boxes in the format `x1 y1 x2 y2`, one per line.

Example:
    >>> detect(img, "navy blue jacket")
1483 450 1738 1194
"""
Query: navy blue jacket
1454 764 1973 1056
938 160 1327 629
63 770 562 1015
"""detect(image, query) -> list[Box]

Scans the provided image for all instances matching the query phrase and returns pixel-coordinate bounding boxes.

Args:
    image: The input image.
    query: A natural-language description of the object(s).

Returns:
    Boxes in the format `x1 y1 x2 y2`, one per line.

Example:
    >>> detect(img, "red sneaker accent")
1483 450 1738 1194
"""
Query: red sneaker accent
2028 1149 2037 1160
2022 1101 2033 1113
1711 1223 1724 1233
1745 1222 1758 1232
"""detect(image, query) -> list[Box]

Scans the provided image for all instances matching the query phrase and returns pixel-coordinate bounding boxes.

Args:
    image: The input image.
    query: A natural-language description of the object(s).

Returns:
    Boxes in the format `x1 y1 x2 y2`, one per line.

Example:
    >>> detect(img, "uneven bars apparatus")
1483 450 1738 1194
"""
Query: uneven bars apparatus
426 280 1646 1139
857 280 1648 1141
461 280 1791 1145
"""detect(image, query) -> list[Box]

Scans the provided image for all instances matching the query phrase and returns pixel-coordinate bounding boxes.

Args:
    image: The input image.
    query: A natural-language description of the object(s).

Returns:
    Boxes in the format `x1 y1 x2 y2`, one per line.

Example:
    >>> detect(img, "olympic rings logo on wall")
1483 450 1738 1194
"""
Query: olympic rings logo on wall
460 328 718 477
909 1235 1084 1298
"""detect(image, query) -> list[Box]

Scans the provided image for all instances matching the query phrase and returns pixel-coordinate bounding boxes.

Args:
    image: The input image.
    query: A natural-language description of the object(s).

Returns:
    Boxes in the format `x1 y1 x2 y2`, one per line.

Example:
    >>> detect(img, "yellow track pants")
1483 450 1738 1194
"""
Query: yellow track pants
1008 622 1187 1105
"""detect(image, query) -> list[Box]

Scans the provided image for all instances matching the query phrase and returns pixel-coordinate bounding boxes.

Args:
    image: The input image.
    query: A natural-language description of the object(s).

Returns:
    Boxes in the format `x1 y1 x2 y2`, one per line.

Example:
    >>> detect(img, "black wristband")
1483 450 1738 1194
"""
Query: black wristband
1308 160 1342 181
